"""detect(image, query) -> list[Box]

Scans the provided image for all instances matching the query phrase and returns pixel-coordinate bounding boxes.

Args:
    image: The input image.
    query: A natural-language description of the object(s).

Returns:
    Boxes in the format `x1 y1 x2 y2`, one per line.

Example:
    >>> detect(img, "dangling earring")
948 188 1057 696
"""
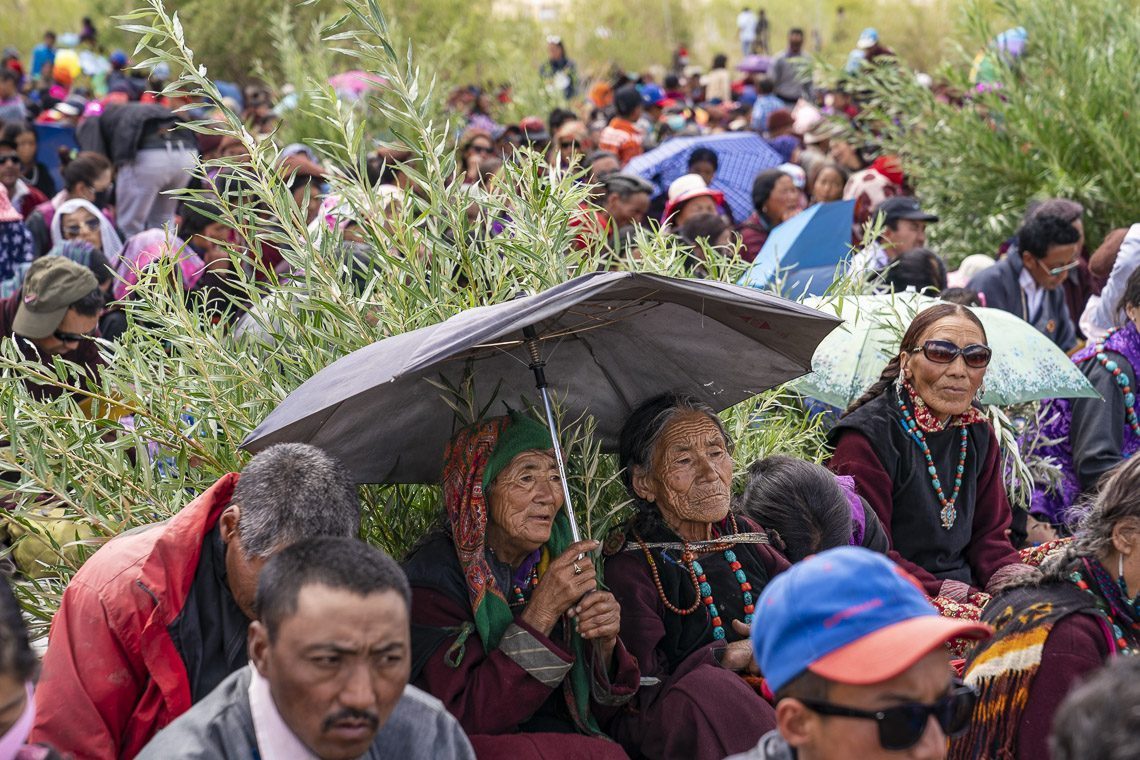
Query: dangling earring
975 383 986 403
1119 553 1132 601
894 372 905 396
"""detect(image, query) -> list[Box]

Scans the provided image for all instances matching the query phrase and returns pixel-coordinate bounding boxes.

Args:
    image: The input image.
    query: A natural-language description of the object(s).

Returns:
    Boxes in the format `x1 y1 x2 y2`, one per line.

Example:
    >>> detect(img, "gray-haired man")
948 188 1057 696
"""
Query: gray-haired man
32 443 363 760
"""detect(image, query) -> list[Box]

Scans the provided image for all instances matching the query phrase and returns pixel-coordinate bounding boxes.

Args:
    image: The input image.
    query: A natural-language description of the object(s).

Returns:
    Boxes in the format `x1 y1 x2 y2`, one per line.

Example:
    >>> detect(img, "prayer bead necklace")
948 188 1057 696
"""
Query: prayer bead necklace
897 394 968 530
635 515 755 640
510 566 538 607
1093 328 1140 436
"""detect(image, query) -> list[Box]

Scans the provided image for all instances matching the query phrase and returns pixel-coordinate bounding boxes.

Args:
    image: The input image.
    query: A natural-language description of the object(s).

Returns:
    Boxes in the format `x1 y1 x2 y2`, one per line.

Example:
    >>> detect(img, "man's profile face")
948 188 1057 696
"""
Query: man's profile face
250 584 411 760
883 219 926 257
33 307 98 357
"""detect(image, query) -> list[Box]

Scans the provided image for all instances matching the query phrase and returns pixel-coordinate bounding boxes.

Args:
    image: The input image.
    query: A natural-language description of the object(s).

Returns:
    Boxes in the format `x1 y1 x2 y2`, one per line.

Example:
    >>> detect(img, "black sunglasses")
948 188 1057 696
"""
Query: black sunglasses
910 339 992 369
470 144 494 155
799 683 977 751
54 329 94 343
63 219 102 236
0 154 19 165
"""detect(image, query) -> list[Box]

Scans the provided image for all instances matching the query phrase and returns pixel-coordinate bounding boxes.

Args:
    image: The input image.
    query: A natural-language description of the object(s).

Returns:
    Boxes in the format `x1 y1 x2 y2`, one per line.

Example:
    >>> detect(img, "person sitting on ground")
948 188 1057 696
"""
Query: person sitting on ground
1030 267 1140 525
0 575 64 758
662 173 725 232
0 256 104 402
877 247 948 294
806 160 847 205
950 455 1140 760
737 169 801 262
402 412 638 758
0 136 48 220
969 214 1080 351
31 443 363 759
603 393 791 760
24 150 114 257
139 537 475 759
829 304 1031 601
738 455 890 562
727 546 991 760
597 84 645 166
676 212 735 278
1049 655 1140 760
848 196 939 276
49 198 123 267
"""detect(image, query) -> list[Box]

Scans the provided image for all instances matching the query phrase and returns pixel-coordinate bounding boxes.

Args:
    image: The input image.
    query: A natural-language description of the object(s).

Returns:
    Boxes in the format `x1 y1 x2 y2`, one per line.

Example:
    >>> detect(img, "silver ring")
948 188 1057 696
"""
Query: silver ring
573 562 583 575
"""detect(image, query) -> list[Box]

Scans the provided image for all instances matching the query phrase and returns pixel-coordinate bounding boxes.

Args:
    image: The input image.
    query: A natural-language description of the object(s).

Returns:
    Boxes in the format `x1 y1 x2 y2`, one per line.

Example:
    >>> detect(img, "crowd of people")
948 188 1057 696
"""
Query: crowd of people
0 8 1137 760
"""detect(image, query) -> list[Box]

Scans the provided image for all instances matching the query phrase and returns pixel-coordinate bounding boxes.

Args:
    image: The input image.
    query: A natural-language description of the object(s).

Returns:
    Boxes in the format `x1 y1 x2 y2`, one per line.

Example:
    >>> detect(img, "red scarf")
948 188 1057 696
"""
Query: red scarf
902 379 986 432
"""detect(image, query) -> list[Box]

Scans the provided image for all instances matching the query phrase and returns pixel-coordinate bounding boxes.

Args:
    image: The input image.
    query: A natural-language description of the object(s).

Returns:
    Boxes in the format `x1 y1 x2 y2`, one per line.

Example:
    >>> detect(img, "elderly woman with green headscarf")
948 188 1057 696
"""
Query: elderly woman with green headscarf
402 412 639 759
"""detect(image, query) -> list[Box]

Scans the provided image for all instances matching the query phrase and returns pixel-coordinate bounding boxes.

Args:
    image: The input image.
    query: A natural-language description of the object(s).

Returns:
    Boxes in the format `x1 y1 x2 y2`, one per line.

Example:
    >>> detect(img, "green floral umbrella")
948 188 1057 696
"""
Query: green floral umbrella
794 293 1100 409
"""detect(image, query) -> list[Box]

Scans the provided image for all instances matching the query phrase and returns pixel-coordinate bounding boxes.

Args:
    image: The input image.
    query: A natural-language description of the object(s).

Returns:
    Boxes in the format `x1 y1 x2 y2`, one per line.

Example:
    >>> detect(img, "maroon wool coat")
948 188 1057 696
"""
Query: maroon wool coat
411 585 639 760
604 533 790 760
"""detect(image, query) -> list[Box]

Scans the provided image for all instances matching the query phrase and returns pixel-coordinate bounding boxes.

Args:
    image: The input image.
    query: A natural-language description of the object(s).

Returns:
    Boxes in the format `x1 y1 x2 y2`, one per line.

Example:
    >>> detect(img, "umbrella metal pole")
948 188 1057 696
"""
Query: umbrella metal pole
524 327 583 544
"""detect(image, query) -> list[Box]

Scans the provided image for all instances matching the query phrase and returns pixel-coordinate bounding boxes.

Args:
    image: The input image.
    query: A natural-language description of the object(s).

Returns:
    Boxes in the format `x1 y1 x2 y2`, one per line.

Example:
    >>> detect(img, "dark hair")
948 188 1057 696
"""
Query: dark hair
1018 214 1081 259
254 536 410 642
751 169 789 219
940 287 982 307
757 77 775 95
59 150 112 193
1116 266 1140 314
807 160 848 200
177 201 225 240
678 212 729 245
0 122 33 144
0 70 18 86
614 84 643 118
844 303 987 416
618 393 733 514
775 669 830 703
0 577 36 682
72 287 106 316
664 74 681 90
1049 656 1140 760
688 147 719 171
548 108 576 133
789 27 805 36
880 248 948 294
738 456 852 562
712 53 728 70
233 443 362 558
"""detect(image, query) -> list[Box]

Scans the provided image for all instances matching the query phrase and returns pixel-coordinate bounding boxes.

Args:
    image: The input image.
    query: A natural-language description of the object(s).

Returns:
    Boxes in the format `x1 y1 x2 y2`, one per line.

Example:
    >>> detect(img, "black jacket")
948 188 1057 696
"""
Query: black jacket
969 253 1077 351
76 103 181 166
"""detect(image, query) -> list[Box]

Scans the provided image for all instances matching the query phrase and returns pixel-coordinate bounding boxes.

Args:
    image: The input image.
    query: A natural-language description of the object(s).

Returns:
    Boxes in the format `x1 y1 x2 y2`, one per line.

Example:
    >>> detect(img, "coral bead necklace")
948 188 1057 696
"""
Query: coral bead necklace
635 514 755 640
896 393 968 530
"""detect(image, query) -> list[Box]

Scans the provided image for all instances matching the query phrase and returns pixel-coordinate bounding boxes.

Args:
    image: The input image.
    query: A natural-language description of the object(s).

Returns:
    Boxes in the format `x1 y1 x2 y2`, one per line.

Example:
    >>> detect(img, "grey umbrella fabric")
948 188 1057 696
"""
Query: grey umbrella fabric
242 271 840 484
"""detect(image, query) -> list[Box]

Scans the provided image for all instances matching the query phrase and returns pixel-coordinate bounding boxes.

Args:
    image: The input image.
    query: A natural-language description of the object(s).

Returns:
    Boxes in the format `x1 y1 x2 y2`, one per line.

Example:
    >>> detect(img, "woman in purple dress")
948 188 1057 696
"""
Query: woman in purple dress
1033 267 1140 525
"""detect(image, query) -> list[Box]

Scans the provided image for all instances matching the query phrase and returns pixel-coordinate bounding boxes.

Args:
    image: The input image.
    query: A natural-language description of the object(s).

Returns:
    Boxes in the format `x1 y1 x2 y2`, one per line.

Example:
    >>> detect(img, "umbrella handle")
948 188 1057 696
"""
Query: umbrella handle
524 326 584 545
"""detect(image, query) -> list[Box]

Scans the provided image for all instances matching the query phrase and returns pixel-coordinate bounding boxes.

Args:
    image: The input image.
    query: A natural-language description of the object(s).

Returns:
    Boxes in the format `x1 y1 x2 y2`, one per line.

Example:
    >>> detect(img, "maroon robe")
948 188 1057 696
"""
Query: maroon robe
405 534 639 760
604 516 790 760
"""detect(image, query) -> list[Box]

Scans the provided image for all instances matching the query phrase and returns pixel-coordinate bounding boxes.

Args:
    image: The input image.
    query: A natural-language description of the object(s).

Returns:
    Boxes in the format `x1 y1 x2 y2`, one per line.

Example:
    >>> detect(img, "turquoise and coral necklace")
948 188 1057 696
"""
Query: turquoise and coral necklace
896 393 968 530
1093 328 1140 436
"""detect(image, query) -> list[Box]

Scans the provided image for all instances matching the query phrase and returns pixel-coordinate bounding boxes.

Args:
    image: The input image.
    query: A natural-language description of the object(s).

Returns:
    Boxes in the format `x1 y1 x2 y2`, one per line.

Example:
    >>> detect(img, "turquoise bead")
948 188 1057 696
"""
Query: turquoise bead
928 466 937 475
735 570 747 582
712 627 726 640
699 582 712 596
1106 360 1118 372
1126 393 1136 406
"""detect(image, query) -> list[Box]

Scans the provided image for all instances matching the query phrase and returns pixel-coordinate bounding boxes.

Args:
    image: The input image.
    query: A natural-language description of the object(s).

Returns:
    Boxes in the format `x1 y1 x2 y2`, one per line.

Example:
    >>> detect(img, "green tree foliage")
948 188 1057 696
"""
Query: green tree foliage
834 0 1140 263
0 0 828 632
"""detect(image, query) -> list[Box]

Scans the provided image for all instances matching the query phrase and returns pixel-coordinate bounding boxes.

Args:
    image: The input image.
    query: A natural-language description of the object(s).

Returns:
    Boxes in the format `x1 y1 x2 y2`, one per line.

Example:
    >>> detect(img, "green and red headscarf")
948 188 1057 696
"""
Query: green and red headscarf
440 411 601 734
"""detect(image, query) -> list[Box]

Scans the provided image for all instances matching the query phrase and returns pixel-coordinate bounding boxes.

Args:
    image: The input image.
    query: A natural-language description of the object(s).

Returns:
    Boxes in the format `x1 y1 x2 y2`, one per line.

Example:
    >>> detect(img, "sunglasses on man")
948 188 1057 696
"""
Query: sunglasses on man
908 339 992 369
798 682 977 751
0 154 20 165
63 219 102 237
54 329 94 343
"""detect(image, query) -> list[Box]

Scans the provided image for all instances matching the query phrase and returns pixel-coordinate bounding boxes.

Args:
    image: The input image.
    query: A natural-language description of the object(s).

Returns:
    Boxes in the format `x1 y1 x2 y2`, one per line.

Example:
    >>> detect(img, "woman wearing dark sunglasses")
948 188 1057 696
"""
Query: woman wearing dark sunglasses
828 304 1029 604
950 456 1140 760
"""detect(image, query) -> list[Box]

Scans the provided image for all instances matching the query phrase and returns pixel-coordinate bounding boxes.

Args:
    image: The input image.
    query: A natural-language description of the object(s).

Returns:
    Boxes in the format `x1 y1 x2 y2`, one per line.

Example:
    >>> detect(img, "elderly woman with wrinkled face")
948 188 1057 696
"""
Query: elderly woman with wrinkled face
402 412 638 758
603 393 791 760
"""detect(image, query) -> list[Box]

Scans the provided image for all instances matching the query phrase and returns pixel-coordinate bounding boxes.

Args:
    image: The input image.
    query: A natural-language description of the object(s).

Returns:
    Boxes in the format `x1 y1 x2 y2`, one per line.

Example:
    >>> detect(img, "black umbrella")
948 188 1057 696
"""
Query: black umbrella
242 271 840 541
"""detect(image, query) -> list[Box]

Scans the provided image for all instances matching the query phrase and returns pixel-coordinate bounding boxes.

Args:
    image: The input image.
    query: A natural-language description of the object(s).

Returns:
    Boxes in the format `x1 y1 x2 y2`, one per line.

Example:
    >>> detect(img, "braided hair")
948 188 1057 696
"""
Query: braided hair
843 303 987 417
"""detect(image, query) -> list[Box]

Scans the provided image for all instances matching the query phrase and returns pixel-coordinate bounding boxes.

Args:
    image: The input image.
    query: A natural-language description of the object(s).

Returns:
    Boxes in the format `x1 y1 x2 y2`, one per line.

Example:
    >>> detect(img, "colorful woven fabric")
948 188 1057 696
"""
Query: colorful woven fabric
902 378 986 432
440 415 601 735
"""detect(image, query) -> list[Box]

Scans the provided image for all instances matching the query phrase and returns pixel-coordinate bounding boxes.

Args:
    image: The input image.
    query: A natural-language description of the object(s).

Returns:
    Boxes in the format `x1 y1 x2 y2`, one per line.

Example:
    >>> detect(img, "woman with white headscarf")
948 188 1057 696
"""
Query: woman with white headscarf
49 198 124 267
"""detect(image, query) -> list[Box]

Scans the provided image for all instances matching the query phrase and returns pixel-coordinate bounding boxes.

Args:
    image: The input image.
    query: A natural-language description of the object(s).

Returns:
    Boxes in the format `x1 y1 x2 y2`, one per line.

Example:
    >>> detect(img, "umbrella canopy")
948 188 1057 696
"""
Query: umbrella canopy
793 293 1100 409
243 271 840 484
739 200 855 297
624 133 784 223
737 55 771 73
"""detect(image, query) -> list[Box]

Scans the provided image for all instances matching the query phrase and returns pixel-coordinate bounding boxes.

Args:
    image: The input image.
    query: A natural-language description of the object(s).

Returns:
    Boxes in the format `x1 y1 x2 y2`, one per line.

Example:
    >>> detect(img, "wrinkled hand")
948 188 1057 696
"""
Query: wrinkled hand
520 540 599 636
571 590 621 664
721 619 759 674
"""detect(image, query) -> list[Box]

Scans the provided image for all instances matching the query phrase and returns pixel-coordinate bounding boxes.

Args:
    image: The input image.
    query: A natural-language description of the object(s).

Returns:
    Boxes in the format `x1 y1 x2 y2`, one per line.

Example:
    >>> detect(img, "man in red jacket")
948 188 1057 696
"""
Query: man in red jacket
31 442 363 760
